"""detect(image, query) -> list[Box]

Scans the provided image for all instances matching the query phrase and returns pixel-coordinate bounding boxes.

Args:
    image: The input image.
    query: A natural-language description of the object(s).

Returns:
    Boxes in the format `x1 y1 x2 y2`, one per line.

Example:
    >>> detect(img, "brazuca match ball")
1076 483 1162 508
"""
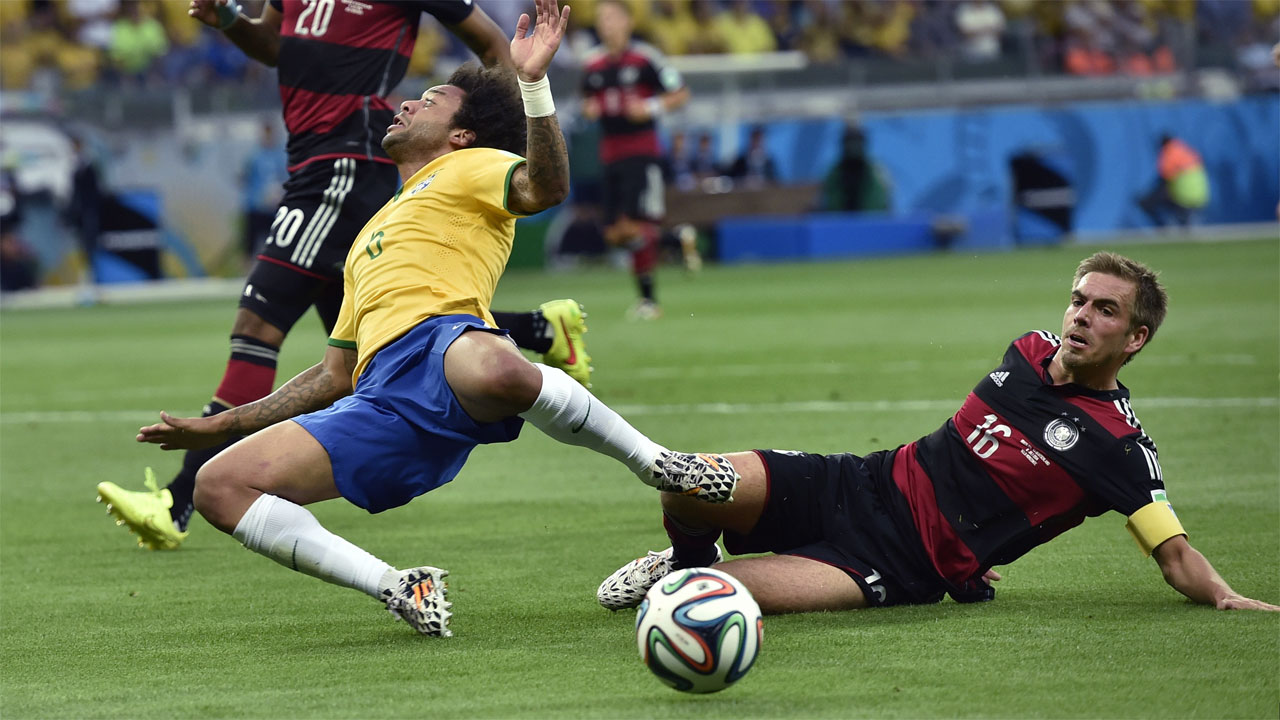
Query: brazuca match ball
635 567 763 693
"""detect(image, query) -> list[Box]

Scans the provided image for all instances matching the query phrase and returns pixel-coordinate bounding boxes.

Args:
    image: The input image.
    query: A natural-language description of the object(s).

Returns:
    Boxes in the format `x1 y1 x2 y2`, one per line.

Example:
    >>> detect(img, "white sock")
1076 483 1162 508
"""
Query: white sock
519 363 664 482
232 494 393 600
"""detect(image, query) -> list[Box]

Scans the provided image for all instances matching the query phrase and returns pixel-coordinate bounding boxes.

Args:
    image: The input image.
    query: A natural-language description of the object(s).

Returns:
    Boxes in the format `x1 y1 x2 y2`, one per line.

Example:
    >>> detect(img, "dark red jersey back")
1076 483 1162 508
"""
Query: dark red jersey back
271 0 474 170
876 331 1167 590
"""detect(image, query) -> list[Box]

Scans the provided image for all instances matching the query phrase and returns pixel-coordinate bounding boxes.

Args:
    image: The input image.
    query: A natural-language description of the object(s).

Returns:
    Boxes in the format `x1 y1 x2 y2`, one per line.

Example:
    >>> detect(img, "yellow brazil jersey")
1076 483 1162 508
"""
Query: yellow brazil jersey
328 147 527 384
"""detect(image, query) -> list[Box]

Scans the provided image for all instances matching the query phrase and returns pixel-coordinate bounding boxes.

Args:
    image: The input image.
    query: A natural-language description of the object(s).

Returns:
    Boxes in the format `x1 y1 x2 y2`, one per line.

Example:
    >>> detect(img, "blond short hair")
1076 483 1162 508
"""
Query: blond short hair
1074 251 1168 362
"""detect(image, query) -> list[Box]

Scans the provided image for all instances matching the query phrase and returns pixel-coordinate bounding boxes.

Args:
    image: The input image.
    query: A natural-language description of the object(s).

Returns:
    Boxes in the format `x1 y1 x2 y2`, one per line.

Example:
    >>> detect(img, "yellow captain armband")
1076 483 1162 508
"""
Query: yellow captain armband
1125 501 1187 557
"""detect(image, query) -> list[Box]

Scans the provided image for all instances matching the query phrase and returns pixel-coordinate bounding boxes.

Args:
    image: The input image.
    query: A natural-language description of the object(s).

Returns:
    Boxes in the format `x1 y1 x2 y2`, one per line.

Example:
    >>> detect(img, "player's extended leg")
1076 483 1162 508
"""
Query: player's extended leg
626 221 662 320
597 450 766 610
99 158 392 548
442 329 735 502
193 421 452 636
599 452 868 613
712 554 868 614
625 158 666 320
96 306 285 550
491 299 592 387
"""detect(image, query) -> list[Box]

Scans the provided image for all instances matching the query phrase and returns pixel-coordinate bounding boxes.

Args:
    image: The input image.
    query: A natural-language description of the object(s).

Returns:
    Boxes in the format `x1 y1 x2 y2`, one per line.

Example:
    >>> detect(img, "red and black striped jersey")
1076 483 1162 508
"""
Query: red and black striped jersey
876 331 1167 591
580 41 683 164
270 0 474 171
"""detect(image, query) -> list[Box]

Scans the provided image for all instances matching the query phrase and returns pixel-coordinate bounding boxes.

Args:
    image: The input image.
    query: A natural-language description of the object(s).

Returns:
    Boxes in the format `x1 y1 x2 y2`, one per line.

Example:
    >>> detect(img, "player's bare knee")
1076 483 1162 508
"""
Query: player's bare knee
450 335 541 412
485 353 542 409
230 308 285 346
193 462 240 532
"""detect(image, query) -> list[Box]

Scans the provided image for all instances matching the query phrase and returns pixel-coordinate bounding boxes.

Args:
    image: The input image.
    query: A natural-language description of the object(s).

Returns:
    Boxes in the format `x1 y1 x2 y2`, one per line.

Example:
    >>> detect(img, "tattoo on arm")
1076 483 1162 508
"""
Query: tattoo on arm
518 115 570 212
221 355 352 435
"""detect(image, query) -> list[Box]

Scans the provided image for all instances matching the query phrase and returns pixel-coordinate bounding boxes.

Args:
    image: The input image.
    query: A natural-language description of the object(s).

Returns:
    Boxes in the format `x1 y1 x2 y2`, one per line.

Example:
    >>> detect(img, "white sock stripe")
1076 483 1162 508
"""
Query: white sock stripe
229 343 281 361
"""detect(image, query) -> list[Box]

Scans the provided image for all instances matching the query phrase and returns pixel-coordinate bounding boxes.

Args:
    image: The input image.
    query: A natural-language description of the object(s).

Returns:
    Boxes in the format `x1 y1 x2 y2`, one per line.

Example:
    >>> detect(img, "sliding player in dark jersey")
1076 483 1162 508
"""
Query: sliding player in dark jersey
96 0 590 551
598 251 1279 613
580 0 688 320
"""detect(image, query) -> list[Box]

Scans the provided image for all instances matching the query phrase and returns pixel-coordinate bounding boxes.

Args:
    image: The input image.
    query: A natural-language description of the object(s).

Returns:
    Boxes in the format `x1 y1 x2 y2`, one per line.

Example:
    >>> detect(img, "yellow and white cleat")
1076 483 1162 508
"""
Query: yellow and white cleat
539 298 592 388
96 468 188 550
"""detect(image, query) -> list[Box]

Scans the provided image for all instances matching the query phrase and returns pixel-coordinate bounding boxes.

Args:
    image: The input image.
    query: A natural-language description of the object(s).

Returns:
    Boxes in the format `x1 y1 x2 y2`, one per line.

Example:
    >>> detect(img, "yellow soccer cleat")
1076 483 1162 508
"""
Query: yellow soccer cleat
539 298 592 388
96 468 188 550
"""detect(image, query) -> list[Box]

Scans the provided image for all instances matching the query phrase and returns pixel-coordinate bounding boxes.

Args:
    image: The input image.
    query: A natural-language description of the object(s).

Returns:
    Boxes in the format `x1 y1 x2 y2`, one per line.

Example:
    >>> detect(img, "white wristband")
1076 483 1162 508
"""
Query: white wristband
646 97 663 117
519 76 556 118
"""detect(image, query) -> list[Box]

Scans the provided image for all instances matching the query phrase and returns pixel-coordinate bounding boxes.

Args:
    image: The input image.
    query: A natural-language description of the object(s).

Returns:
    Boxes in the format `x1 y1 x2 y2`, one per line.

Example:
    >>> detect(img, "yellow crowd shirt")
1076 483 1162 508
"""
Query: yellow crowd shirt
328 147 527 384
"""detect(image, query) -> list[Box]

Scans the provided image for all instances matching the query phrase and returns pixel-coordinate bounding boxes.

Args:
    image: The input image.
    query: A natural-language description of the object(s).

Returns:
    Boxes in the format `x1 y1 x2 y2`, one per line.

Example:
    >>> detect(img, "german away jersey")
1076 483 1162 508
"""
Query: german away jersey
270 0 475 170
580 41 683 164
873 331 1179 589
328 148 526 383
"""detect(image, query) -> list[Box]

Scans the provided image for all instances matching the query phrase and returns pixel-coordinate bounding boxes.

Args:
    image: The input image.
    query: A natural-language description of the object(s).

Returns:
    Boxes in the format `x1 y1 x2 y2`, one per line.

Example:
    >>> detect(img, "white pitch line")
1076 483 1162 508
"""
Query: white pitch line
4 356 1261 404
2 396 1275 425
627 354 1260 379
613 397 1278 416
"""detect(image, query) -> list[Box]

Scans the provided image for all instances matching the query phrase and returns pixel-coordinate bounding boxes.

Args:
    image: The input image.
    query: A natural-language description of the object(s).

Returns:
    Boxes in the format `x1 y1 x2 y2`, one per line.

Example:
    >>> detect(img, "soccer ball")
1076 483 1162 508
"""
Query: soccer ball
635 567 763 693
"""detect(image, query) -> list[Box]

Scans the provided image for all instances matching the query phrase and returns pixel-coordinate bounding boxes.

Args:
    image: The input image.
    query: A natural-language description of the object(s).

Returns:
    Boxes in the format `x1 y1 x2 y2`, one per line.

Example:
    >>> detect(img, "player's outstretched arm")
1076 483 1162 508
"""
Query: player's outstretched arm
1152 535 1279 611
137 345 356 450
189 0 284 67
507 0 572 215
447 4 514 70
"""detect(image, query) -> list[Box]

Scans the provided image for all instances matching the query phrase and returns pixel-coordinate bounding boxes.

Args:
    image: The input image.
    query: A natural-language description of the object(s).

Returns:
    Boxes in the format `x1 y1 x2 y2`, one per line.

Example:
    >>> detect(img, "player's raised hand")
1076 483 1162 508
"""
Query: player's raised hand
137 411 231 451
510 0 570 82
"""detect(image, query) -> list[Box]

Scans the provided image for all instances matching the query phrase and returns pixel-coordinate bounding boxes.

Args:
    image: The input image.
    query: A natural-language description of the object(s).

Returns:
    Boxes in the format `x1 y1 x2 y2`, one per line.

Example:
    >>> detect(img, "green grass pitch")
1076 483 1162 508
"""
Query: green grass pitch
2 238 1276 719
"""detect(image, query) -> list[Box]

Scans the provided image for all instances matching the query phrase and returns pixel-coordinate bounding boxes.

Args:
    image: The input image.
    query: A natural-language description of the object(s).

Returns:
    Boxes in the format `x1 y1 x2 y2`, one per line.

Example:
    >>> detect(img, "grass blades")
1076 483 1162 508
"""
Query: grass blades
1 238 1276 718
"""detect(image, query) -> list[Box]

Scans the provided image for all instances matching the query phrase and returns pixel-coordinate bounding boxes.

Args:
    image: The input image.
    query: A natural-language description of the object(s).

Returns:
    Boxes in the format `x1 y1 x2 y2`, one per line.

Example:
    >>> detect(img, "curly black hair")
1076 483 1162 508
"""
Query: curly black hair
446 63 527 156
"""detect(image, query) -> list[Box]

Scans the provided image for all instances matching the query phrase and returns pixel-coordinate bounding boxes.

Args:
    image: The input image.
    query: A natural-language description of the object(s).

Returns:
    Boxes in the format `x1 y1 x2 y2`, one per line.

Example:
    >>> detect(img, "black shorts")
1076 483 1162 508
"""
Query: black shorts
724 449 948 607
602 156 665 224
241 158 399 334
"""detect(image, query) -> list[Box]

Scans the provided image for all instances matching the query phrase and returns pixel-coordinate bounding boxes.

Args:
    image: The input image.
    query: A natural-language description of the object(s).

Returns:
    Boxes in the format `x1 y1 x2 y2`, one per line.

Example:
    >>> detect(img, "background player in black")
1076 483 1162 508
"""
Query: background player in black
579 0 688 320
597 251 1279 614
96 0 591 551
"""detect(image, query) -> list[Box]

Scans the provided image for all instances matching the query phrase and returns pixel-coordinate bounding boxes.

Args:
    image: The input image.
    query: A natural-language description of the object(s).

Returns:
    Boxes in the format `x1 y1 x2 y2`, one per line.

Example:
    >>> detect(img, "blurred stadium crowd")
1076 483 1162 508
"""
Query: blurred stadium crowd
2 0 1278 94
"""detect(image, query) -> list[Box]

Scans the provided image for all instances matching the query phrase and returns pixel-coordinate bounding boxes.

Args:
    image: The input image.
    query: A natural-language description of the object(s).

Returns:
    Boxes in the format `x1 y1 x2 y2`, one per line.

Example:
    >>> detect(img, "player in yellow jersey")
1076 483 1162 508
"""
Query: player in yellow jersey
134 0 737 637
96 0 592 555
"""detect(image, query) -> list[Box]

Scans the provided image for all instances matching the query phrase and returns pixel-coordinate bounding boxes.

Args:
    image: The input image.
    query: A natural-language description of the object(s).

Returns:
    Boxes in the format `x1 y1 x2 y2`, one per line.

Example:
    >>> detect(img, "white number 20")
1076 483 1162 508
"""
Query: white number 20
295 0 334 37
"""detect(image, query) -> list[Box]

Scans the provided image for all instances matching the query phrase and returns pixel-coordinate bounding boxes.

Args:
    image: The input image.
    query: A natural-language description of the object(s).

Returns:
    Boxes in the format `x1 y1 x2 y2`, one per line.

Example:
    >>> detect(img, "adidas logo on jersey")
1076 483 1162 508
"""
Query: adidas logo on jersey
989 371 1010 387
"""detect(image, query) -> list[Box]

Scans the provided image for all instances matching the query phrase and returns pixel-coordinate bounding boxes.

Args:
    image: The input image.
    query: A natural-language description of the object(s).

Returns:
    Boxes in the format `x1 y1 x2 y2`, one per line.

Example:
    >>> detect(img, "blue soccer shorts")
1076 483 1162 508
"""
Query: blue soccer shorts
294 314 524 513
